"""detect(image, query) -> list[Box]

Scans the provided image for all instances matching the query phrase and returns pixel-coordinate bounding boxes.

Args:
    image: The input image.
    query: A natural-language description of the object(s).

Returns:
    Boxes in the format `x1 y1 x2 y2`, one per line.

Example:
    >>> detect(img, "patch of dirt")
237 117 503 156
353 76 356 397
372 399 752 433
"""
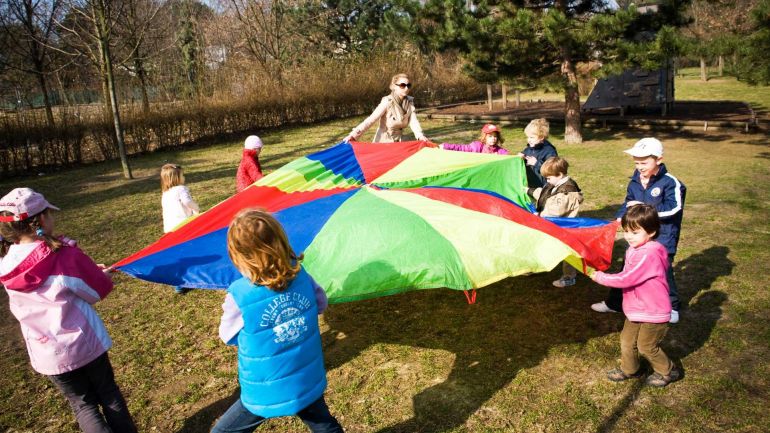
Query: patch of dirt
429 100 766 122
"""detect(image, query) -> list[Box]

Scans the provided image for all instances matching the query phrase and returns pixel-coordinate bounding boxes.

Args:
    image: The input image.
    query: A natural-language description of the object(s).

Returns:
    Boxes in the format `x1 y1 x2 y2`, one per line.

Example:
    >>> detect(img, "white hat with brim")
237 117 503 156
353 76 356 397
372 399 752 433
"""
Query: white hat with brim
624 137 663 158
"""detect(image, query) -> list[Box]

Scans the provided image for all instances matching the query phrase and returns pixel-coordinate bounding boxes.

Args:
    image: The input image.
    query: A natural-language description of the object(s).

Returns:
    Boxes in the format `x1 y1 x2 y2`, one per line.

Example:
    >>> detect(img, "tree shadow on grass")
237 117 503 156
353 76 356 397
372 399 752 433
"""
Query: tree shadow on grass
422 122 479 142
44 165 236 213
596 246 733 433
176 388 240 433
584 128 738 144
317 262 622 433
579 204 622 222
173 243 629 433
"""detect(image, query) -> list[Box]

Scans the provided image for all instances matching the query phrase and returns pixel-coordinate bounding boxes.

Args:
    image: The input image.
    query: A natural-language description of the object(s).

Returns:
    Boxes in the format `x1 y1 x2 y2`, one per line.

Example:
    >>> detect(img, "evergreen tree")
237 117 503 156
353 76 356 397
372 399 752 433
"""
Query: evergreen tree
732 0 770 84
418 0 687 144
177 0 204 99
294 0 412 56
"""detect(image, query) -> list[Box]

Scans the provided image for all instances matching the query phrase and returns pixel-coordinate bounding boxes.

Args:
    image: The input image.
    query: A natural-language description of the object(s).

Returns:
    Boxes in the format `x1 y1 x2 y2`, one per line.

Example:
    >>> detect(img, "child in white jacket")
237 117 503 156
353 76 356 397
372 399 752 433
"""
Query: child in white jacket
161 163 199 233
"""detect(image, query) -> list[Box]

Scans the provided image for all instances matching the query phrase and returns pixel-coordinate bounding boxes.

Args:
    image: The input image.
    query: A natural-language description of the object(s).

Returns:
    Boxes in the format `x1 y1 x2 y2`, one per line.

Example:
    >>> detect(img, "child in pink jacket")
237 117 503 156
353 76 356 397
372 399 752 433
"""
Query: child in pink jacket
0 188 136 433
440 123 510 155
591 204 680 387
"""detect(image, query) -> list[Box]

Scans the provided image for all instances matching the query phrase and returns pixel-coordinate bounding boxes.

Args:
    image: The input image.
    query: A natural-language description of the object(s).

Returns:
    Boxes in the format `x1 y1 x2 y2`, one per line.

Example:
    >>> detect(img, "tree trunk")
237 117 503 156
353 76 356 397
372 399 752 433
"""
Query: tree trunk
134 53 150 114
29 43 54 127
700 57 708 82
55 71 71 106
718 55 724 77
561 57 582 144
35 70 56 128
501 84 507 109
486 84 493 111
96 4 132 179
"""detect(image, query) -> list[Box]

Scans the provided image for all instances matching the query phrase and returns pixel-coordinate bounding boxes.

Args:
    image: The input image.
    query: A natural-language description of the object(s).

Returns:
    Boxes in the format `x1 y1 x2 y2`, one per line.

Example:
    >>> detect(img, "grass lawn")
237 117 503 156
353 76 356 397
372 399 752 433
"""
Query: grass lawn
513 67 770 115
1 77 769 433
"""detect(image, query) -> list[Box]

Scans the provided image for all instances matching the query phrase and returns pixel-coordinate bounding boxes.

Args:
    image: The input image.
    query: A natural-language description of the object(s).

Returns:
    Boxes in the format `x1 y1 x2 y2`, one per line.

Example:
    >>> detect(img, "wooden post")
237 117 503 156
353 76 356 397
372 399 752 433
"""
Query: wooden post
515 89 521 108
487 84 493 111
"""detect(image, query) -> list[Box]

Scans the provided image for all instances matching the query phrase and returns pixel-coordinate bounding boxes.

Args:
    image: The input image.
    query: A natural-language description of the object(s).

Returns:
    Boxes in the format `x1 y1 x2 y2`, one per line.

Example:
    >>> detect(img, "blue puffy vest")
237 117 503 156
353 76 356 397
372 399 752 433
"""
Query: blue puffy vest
228 269 327 418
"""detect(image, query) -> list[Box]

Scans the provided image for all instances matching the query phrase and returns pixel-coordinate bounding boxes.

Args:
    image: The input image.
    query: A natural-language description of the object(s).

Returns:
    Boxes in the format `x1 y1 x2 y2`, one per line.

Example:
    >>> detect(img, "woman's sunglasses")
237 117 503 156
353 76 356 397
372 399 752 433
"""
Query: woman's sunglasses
395 82 412 89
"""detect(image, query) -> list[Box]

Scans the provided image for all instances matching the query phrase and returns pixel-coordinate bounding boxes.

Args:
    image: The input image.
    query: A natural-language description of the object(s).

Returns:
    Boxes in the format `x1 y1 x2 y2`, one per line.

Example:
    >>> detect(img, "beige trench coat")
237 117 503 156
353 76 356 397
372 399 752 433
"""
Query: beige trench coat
350 95 425 143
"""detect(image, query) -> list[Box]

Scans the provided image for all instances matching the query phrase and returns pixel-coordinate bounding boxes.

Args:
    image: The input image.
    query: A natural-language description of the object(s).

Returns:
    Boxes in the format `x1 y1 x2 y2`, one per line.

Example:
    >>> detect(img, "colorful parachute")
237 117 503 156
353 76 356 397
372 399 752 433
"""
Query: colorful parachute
115 141 617 303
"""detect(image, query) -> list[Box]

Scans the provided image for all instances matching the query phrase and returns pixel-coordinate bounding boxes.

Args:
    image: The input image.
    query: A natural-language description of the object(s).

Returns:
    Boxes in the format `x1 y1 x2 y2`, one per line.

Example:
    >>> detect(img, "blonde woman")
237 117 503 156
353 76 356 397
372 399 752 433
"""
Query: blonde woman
344 73 428 143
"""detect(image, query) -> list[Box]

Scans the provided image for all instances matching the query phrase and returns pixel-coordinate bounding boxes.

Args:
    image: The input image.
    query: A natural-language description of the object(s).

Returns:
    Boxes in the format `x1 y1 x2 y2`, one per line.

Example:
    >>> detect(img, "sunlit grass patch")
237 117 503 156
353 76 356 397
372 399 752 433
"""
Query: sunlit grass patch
2 91 770 432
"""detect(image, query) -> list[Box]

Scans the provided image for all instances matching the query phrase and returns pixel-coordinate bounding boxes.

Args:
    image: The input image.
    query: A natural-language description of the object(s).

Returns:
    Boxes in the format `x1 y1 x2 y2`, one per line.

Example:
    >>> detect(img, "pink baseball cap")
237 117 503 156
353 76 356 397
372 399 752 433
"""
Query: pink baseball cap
481 124 500 135
0 188 59 222
244 135 263 150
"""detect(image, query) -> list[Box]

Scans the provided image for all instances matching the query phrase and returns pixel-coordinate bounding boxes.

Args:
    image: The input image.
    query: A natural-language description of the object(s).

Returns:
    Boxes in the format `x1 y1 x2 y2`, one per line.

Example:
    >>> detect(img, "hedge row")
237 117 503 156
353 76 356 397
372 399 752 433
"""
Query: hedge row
0 78 482 178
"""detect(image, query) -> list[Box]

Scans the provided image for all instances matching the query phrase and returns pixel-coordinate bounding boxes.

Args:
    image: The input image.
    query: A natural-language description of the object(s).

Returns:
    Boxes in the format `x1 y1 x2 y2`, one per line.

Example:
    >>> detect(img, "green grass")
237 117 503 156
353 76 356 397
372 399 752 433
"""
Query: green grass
1 79 770 432
675 68 770 113
508 67 770 114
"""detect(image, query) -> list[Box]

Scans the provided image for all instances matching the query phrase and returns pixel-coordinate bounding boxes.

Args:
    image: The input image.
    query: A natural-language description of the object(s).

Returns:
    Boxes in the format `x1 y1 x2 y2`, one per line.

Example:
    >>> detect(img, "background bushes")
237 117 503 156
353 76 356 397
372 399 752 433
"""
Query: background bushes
0 54 481 178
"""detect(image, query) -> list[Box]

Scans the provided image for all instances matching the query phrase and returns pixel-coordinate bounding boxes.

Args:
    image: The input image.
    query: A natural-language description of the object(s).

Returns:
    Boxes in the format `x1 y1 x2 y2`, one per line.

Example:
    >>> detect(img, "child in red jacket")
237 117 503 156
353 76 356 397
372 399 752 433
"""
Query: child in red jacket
236 135 264 193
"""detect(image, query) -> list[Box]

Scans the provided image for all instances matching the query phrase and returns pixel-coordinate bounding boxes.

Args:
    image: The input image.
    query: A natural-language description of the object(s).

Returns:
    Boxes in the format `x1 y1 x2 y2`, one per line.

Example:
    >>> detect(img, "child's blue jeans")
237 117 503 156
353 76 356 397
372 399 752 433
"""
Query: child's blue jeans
48 352 137 433
211 395 344 433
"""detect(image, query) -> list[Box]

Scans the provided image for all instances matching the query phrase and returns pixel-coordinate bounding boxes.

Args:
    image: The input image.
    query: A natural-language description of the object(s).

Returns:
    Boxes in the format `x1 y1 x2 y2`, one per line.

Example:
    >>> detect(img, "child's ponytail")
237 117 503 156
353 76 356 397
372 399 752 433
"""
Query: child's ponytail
0 210 63 255
0 236 10 257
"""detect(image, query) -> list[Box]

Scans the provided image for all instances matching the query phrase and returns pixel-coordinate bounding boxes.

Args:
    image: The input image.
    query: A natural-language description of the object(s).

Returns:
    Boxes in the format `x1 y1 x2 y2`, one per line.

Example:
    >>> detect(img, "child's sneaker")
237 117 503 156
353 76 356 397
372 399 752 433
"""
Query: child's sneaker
607 368 644 382
591 301 619 313
646 367 681 387
552 276 576 288
669 310 680 324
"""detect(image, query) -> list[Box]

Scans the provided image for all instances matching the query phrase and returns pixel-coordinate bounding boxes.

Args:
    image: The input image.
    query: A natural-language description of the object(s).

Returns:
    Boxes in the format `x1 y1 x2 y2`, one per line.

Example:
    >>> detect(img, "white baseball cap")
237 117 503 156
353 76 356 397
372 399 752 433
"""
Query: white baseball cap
244 135 263 150
624 137 663 158
0 188 59 222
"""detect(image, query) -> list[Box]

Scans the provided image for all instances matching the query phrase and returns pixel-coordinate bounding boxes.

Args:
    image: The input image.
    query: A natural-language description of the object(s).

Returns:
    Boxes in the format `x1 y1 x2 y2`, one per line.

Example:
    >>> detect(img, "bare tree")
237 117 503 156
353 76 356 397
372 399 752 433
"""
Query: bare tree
0 0 64 127
225 0 299 87
684 0 758 81
114 0 166 113
55 0 132 178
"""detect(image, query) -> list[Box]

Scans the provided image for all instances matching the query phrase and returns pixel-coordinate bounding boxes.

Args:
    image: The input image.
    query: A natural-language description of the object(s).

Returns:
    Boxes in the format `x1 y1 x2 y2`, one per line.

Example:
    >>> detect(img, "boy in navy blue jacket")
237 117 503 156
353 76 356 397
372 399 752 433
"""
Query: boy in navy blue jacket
591 138 686 323
518 118 558 188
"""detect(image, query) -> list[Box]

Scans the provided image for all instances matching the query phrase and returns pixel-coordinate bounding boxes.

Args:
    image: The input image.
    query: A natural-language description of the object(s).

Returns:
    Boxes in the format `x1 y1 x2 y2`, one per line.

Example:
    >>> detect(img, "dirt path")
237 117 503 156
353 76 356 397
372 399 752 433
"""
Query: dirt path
425 100 767 130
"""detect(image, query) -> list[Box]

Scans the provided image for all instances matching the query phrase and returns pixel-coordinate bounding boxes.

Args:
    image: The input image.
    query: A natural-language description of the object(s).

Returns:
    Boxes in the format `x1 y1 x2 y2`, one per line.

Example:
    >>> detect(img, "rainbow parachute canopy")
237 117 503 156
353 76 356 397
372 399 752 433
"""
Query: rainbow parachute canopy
115 141 617 303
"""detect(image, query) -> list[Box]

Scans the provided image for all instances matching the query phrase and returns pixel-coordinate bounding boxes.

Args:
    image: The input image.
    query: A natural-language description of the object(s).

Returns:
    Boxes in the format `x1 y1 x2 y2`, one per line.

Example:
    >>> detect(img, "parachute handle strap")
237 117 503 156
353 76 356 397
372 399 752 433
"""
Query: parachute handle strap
463 289 477 304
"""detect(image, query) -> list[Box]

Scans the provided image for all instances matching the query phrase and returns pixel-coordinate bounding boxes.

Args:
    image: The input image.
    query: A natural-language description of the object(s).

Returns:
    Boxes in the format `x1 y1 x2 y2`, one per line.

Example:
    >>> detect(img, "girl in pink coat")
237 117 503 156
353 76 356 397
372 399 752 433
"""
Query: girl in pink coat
0 188 136 433
591 204 680 387
440 123 510 155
